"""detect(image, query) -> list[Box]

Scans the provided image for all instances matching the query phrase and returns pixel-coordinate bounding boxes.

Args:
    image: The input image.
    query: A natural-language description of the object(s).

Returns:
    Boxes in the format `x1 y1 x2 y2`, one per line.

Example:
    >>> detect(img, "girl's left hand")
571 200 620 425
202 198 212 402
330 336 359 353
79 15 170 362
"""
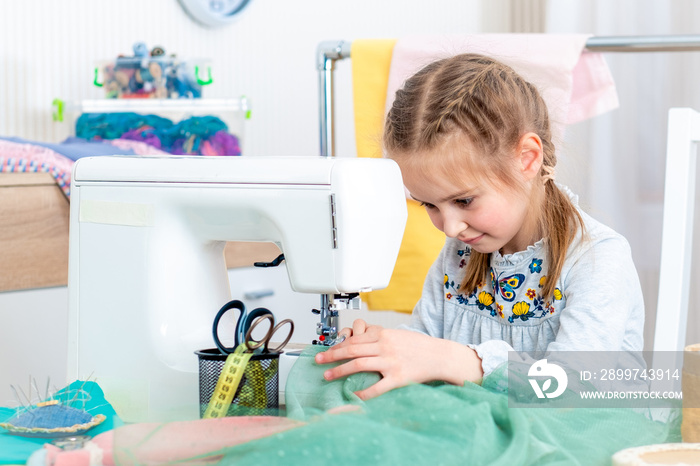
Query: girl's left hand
315 321 483 400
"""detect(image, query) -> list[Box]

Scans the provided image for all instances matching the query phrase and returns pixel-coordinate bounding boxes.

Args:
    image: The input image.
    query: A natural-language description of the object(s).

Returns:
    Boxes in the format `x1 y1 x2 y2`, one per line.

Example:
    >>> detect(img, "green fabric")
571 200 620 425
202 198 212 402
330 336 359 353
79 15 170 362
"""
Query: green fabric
0 381 122 465
218 346 681 466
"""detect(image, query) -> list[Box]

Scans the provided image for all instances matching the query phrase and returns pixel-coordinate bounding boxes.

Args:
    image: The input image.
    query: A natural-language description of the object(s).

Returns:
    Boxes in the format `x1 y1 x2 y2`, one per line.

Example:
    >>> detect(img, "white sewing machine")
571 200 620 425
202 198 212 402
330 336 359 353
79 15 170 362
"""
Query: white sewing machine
67 155 407 422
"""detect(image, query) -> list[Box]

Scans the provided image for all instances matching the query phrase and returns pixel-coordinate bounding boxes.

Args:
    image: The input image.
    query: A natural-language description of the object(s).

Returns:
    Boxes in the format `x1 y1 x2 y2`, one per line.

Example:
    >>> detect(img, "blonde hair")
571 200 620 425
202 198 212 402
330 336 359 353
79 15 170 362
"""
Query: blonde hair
384 53 584 302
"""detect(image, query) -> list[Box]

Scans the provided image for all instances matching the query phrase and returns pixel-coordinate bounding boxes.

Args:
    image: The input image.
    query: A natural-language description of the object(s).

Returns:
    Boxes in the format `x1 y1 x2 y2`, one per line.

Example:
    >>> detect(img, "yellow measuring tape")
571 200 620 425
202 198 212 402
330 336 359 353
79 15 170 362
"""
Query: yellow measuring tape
203 343 254 419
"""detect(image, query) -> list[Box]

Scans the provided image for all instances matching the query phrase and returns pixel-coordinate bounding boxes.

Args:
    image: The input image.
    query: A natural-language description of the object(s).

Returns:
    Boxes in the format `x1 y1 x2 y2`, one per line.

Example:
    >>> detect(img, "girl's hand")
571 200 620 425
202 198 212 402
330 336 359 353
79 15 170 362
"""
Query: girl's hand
336 318 371 341
315 319 484 400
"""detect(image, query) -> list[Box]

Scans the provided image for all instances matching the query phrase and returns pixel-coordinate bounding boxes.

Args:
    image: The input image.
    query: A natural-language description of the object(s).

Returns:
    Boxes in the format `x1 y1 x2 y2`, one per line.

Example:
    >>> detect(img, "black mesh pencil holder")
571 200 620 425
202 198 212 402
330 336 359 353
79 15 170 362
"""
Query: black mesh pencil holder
195 348 280 417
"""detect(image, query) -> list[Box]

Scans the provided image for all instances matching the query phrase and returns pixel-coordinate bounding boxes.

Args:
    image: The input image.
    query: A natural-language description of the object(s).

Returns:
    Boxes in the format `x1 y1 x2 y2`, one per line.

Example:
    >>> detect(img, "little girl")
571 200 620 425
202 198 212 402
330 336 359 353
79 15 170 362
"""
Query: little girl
316 53 645 400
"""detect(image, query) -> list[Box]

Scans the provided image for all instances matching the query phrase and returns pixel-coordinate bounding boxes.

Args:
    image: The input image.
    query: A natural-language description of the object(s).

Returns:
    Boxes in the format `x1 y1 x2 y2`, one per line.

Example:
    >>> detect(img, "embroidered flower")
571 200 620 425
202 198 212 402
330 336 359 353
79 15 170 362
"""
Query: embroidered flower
446 293 453 300
529 258 543 273
478 291 494 308
496 303 504 318
526 288 536 300
539 276 547 288
513 301 530 316
553 288 563 300
508 301 536 323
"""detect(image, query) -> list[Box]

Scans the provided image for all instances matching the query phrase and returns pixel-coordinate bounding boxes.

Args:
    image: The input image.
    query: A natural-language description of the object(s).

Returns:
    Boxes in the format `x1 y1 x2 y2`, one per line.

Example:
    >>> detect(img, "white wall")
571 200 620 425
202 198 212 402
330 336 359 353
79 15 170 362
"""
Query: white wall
0 288 69 406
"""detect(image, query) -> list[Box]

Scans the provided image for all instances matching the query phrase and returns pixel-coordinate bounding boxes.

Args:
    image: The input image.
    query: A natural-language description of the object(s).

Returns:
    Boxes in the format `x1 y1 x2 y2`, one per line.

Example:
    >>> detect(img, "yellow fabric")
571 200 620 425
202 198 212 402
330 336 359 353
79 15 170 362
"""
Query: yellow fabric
351 39 396 159
352 39 445 313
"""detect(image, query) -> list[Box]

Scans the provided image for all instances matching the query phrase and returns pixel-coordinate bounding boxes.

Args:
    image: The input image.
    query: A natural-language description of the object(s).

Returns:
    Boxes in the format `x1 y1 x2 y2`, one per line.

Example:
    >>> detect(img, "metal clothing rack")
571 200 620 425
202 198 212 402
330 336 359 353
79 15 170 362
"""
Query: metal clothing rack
316 34 700 157
315 34 700 357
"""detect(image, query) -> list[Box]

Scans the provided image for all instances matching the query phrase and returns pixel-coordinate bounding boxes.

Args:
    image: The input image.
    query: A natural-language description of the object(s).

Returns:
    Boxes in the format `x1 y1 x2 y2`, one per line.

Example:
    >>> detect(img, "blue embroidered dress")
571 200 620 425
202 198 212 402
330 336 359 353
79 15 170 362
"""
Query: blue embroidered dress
403 193 645 376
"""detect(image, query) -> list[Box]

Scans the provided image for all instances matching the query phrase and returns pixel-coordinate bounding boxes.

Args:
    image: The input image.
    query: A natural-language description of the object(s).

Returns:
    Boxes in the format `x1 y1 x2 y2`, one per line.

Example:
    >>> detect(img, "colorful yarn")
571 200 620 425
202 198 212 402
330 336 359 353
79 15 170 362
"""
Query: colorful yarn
76 112 242 156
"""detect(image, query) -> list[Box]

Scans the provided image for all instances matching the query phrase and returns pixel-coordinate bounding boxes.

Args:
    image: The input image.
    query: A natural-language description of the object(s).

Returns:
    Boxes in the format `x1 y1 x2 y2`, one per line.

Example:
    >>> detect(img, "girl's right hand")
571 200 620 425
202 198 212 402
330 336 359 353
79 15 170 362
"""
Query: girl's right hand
336 318 372 341
317 319 484 400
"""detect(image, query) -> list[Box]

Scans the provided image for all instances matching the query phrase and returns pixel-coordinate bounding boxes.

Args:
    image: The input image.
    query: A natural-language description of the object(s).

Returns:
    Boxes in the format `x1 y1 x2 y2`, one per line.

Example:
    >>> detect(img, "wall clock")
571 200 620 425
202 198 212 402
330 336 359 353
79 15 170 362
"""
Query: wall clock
178 0 252 27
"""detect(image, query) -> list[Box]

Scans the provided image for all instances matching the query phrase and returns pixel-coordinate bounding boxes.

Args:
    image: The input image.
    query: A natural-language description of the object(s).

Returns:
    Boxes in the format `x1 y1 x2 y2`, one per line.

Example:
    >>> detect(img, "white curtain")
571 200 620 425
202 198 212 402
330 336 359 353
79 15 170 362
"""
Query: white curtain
545 0 700 350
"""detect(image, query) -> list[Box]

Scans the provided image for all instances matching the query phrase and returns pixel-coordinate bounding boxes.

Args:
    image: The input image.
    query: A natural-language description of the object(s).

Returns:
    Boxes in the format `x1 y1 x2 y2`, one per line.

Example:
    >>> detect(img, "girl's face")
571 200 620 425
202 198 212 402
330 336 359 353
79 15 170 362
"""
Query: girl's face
398 146 541 256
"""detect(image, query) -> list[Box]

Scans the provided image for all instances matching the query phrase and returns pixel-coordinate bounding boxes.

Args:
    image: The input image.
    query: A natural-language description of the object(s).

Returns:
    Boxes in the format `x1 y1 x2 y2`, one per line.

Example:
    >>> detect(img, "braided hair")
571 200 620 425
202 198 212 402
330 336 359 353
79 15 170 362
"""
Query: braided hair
384 53 583 302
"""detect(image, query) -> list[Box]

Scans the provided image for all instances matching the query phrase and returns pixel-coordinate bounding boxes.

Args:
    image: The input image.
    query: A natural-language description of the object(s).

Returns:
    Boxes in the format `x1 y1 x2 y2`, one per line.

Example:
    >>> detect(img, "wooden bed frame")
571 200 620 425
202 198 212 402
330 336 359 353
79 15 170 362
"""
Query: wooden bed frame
0 173 281 292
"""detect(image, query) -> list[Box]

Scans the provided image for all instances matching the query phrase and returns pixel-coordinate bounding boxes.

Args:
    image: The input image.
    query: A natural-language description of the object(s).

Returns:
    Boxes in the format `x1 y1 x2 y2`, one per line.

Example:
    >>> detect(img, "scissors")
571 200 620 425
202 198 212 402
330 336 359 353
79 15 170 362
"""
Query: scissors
212 300 294 354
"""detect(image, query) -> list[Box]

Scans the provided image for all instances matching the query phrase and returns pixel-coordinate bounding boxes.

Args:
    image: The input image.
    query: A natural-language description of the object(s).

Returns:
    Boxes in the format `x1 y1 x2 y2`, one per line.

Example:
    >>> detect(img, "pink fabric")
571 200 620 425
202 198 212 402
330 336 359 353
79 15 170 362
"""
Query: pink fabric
41 416 302 465
568 51 619 123
385 34 619 142
0 140 73 197
47 447 90 466
106 139 169 156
